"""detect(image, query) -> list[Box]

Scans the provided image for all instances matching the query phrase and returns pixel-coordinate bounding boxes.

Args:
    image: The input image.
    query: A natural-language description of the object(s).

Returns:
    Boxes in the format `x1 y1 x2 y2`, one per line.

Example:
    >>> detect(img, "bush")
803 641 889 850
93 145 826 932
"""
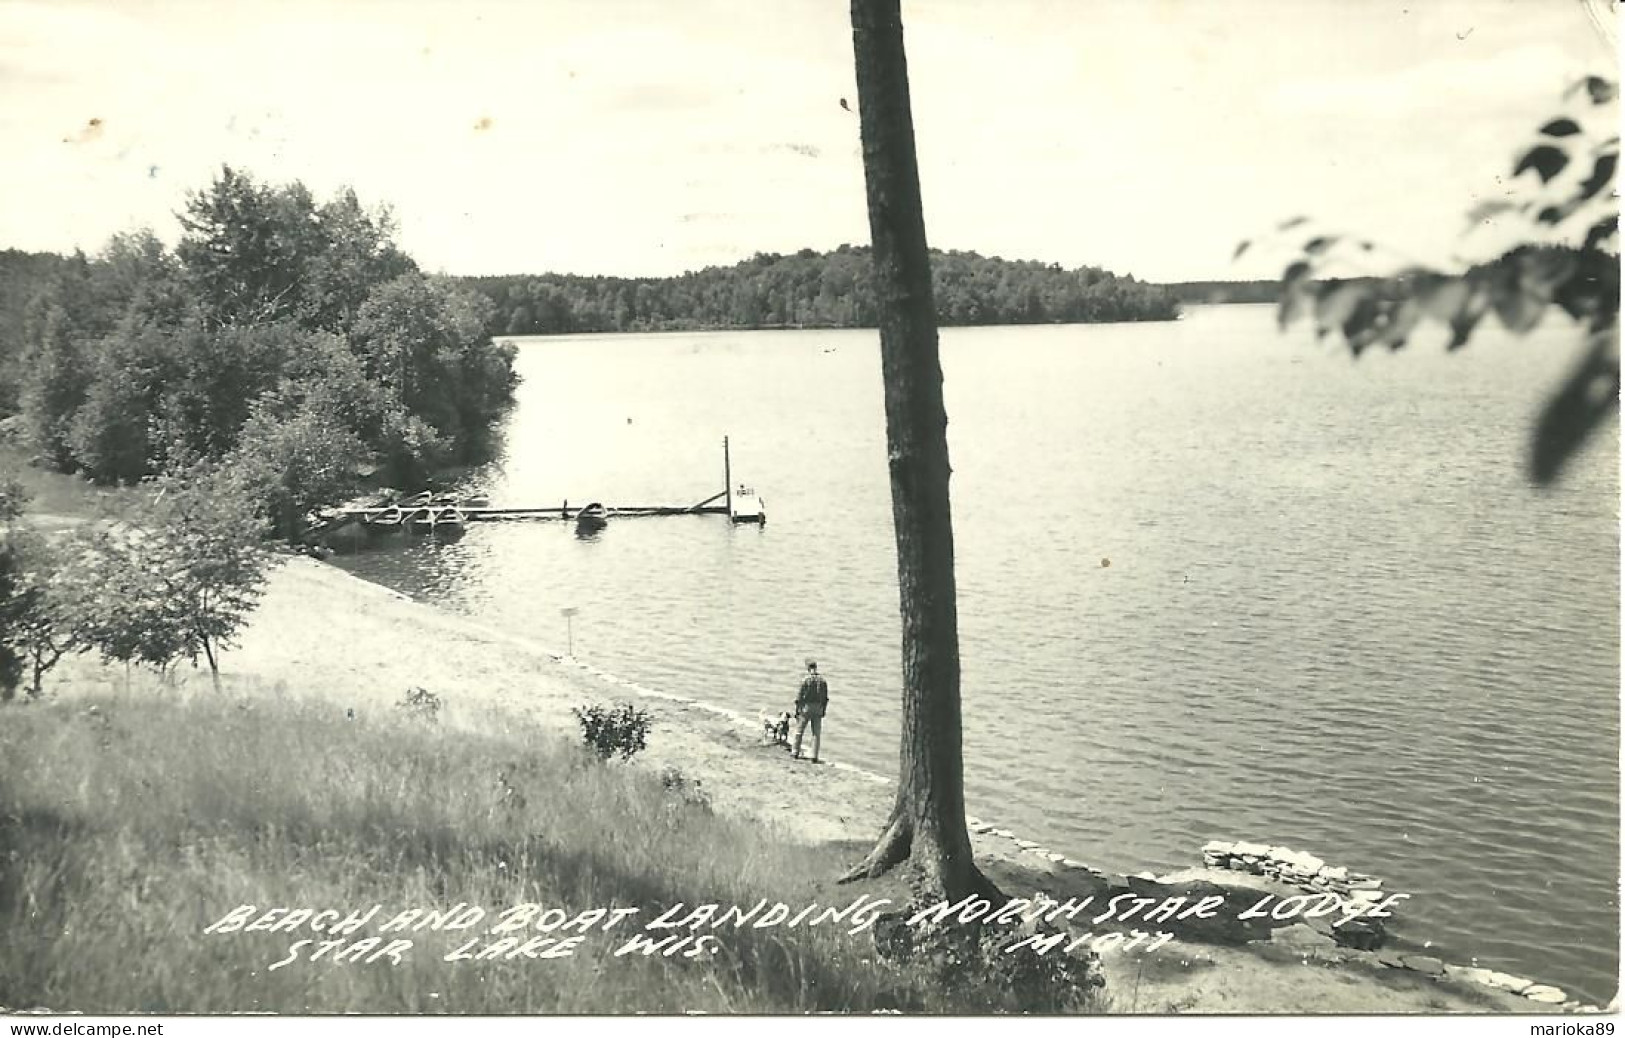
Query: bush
659 765 712 813
0 527 73 699
0 474 26 522
871 871 1106 1013
397 685 441 723
571 701 650 761
0 480 46 700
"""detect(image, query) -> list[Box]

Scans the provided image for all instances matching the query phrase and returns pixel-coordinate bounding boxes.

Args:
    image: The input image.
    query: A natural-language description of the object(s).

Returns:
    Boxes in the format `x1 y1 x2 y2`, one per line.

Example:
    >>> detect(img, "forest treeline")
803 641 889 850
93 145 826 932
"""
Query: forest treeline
0 169 1197 516
1161 280 1283 305
0 167 518 527
460 245 1181 335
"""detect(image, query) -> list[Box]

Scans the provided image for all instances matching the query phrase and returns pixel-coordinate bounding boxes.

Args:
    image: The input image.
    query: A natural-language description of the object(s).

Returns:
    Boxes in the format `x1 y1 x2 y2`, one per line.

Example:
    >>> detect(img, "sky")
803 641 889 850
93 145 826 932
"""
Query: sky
0 0 1616 283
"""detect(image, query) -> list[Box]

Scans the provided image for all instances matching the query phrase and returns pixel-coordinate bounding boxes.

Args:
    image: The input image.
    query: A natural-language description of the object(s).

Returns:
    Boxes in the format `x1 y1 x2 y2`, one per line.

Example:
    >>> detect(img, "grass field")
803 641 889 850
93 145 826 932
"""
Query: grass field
0 443 148 524
0 684 1101 1014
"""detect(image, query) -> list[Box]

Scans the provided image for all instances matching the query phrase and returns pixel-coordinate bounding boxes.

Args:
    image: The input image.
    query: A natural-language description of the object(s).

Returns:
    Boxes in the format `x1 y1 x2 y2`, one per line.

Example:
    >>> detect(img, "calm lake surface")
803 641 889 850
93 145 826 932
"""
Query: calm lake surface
335 304 1619 1003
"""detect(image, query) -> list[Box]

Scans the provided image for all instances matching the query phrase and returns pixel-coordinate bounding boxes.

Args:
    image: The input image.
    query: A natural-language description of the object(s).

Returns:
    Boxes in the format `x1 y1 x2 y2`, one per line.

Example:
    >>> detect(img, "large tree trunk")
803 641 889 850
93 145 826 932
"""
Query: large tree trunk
840 0 998 903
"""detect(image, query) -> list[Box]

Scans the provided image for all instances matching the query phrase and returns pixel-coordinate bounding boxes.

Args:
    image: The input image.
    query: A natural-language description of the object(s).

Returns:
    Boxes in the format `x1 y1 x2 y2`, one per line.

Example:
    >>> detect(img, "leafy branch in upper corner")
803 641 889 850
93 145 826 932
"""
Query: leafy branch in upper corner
1239 74 1619 486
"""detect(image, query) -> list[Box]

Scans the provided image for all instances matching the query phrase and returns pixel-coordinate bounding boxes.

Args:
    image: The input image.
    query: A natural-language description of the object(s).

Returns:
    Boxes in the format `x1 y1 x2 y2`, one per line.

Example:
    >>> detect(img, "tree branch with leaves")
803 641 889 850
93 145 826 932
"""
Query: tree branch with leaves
1243 75 1618 485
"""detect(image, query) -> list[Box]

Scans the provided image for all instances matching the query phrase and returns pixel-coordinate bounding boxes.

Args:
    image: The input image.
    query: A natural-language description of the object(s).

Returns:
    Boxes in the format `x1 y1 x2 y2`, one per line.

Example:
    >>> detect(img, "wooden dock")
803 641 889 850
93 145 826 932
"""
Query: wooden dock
326 437 763 528
334 501 730 523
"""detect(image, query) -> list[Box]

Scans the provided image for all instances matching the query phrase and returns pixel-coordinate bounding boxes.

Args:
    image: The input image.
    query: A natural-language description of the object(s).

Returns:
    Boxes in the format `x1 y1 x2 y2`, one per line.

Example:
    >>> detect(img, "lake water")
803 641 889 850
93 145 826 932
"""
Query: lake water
335 304 1619 1004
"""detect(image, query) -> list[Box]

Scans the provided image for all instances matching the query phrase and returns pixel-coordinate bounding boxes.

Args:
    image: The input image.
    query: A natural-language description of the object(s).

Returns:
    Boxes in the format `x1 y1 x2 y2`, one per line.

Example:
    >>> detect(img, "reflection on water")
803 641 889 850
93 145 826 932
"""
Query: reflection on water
335 306 1619 1004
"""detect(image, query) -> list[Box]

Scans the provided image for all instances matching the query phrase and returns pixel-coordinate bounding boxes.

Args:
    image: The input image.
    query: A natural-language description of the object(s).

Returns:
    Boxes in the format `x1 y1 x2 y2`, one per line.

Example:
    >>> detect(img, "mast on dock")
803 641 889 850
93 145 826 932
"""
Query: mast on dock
724 435 733 520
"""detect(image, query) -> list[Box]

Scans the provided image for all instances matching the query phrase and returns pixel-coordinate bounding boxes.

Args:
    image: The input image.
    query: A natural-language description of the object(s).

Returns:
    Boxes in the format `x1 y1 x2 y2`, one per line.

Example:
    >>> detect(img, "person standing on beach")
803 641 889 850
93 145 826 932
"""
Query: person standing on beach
793 659 829 763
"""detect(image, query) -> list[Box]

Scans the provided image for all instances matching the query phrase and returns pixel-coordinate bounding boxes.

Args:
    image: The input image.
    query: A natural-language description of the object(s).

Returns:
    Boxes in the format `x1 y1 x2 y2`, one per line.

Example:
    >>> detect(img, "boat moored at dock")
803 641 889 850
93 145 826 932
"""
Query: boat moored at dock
574 502 609 532
433 506 467 539
405 507 438 534
365 504 405 534
729 484 766 525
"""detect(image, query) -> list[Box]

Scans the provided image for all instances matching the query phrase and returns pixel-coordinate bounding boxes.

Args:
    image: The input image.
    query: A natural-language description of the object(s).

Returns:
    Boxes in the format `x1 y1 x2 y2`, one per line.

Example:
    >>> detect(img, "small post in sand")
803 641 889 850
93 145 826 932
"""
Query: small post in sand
560 606 579 657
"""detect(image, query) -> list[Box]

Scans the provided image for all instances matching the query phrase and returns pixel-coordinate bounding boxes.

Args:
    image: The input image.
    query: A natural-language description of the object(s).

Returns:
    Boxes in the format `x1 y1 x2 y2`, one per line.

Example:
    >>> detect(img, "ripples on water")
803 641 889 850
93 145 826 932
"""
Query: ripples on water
337 305 1619 1004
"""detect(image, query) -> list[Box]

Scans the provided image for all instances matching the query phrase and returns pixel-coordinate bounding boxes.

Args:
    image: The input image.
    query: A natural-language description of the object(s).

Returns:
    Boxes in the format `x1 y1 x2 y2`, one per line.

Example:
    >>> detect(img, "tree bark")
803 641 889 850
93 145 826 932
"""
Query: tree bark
203 636 221 693
840 0 998 902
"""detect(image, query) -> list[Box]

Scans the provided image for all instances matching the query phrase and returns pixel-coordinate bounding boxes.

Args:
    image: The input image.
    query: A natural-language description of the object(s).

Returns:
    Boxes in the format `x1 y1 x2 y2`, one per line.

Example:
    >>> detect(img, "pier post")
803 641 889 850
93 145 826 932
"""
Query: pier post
724 435 733 520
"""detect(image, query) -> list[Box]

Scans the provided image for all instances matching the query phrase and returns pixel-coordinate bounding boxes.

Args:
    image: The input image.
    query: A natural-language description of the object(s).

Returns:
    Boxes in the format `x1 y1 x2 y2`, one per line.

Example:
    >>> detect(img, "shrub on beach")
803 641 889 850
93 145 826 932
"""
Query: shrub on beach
572 701 651 761
397 685 442 723
659 765 711 815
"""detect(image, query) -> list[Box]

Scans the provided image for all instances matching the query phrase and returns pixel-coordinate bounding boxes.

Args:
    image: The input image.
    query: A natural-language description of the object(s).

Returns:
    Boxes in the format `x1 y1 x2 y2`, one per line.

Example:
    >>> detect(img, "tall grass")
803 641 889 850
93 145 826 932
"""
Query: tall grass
0 444 146 523
0 686 1089 1014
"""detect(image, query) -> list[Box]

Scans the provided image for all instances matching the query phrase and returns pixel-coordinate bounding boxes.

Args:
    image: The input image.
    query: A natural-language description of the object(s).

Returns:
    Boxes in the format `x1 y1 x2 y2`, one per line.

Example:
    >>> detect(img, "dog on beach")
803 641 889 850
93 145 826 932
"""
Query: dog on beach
761 711 792 747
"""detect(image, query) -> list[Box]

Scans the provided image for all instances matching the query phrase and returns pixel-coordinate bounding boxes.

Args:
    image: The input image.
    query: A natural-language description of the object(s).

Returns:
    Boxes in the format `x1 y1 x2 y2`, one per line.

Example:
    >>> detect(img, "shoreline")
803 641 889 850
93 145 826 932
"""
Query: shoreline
44 552 1608 1013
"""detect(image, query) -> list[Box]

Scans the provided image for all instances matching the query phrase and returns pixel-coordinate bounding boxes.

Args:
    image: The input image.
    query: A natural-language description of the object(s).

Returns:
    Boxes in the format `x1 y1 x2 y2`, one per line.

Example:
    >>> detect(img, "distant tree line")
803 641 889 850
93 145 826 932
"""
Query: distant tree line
460 245 1181 335
1161 280 1284 305
0 167 519 523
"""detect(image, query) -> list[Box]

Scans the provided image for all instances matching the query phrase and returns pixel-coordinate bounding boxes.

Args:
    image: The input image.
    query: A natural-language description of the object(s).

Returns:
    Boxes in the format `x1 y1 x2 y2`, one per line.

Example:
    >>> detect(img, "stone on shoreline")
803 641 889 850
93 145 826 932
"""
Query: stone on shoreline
1446 966 1530 994
1329 919 1384 951
1482 972 1533 994
1202 840 1237 856
1270 922 1338 952
1014 838 1040 850
1522 985 1567 1004
1401 955 1445 976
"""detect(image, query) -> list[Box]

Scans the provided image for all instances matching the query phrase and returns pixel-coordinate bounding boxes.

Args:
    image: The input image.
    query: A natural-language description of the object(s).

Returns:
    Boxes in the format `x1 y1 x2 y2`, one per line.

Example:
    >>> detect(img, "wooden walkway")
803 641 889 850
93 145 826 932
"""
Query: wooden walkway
334 503 730 523
328 438 760 526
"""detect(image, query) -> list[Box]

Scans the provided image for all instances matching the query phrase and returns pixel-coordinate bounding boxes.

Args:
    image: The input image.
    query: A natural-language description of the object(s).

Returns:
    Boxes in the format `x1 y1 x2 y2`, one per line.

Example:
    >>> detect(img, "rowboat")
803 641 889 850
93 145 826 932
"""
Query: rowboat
433 506 467 539
574 502 608 532
405 507 437 534
366 505 405 533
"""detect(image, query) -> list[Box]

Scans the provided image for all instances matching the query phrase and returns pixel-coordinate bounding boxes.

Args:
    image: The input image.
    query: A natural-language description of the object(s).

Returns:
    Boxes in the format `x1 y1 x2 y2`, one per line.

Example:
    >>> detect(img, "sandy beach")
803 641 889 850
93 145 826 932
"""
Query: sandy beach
225 555 900 849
